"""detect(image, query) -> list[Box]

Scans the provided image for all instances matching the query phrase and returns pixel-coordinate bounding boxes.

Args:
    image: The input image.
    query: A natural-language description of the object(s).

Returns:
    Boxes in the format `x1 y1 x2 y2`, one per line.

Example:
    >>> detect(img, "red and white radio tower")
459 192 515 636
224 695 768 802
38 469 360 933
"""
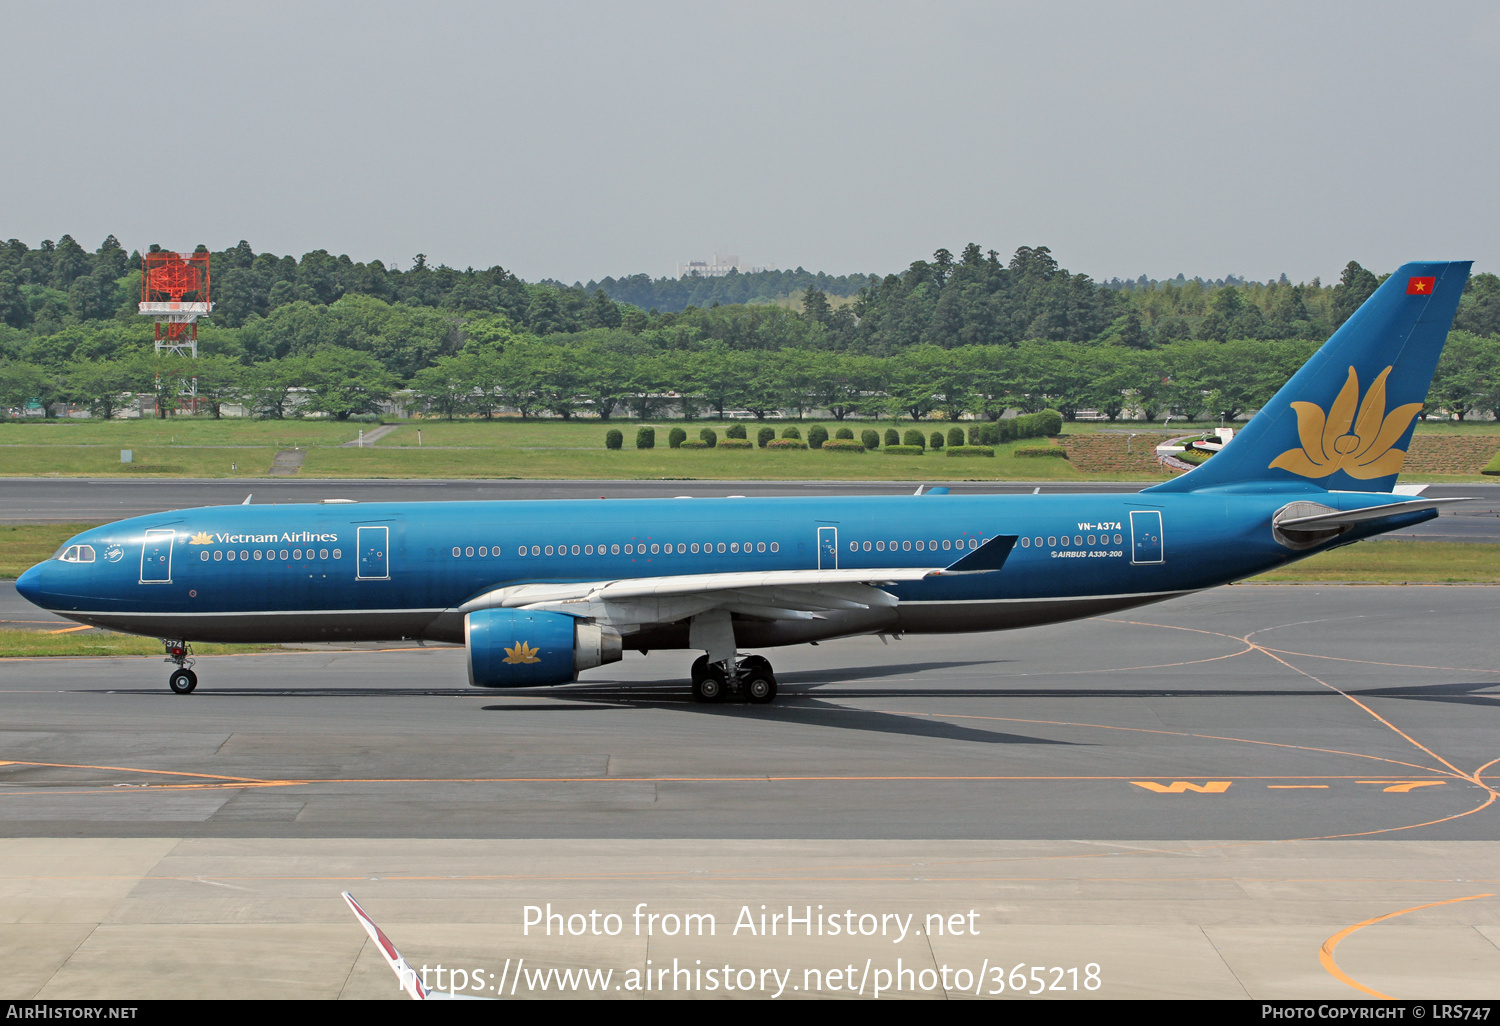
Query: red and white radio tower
138 249 212 412
139 249 211 357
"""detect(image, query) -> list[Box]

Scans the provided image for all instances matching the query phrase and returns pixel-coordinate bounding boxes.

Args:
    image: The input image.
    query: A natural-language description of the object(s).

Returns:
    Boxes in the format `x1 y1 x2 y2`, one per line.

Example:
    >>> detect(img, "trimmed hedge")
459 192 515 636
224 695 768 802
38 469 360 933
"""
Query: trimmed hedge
1013 443 1066 458
718 438 753 449
947 426 964 448
725 423 747 440
835 427 855 440
668 427 687 449
635 426 655 449
930 431 945 450
605 429 623 450
882 444 925 455
781 426 802 439
946 445 996 457
766 438 808 449
1014 409 1064 437
861 429 880 450
678 439 710 449
757 427 776 448
807 425 828 449
884 428 900 447
821 439 866 453
954 409 1066 446
902 428 925 449
698 427 717 448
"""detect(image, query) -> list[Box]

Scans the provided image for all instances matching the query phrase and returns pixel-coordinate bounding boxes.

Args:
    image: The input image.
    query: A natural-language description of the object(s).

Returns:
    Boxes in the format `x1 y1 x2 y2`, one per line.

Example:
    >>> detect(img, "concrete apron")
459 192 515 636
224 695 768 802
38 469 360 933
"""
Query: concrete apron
3 837 1499 1000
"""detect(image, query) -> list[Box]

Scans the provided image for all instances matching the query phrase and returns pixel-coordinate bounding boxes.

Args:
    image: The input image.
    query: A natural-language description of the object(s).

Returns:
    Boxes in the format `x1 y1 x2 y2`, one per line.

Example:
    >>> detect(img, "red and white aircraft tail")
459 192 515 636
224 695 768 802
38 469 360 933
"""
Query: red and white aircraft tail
343 891 490 1000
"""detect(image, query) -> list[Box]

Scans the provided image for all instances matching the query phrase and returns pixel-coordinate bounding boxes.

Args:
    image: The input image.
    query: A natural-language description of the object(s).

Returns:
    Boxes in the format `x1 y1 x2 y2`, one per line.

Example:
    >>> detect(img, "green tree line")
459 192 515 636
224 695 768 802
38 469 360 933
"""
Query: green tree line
8 332 1497 424
2 235 1497 422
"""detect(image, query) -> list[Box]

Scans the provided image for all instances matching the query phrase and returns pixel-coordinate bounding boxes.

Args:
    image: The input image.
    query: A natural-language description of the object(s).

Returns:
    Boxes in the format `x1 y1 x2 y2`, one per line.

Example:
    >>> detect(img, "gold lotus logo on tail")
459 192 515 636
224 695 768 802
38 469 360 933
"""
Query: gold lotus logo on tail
503 641 541 664
1269 365 1422 480
188 532 213 545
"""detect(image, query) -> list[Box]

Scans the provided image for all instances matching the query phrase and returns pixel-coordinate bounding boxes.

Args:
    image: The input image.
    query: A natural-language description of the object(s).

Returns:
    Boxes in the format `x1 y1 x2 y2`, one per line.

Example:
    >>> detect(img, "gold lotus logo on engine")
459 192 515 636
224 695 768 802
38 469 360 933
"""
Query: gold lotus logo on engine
188 532 213 545
1269 365 1422 480
503 641 541 664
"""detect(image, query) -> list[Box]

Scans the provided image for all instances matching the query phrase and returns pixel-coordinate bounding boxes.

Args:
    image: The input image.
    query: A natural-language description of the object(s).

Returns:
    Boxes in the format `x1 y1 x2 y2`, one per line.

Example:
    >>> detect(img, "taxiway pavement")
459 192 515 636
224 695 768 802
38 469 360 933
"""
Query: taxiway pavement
0 585 1493 840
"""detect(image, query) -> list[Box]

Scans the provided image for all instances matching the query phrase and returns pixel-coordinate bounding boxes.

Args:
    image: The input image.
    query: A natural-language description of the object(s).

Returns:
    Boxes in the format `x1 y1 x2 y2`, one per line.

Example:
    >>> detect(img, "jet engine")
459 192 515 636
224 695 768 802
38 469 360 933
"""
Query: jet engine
465 608 622 687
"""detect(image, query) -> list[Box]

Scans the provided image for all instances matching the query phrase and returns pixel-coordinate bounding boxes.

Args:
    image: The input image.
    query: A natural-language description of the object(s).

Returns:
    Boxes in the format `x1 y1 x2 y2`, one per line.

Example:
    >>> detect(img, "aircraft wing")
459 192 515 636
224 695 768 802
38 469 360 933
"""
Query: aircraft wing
461 567 937 629
457 536 1018 631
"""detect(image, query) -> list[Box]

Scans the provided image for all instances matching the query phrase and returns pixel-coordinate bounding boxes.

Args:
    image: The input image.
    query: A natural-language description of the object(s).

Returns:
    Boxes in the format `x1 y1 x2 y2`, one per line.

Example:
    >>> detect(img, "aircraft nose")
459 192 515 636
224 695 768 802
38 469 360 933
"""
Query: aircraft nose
14 563 45 607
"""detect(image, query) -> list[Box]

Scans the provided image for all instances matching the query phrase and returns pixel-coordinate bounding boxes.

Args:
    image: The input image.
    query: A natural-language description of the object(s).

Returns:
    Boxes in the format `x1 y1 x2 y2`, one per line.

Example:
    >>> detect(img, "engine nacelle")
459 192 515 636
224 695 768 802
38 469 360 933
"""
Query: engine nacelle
465 608 622 688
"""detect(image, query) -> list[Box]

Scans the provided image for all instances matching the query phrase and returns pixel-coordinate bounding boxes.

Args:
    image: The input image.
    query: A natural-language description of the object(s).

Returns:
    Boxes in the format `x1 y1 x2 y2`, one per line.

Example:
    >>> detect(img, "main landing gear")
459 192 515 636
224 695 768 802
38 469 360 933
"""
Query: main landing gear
690 654 778 705
164 641 197 694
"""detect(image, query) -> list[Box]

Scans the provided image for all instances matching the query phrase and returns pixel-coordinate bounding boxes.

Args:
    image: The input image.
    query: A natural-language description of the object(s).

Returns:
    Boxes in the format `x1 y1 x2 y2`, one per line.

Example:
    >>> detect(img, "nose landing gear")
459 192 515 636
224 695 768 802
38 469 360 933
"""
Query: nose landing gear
164 642 197 694
690 654 778 704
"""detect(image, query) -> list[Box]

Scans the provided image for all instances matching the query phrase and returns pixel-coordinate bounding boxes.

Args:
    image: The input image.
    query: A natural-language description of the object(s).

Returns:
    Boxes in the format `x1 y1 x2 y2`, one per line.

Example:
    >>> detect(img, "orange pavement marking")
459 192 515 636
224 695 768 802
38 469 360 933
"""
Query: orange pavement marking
1320 893 1494 999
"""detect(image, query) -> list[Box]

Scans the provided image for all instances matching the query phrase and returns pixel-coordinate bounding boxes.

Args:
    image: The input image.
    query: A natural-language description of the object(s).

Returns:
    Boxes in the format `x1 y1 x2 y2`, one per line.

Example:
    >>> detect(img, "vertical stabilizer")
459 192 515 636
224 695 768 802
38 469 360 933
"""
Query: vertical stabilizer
1146 261 1471 493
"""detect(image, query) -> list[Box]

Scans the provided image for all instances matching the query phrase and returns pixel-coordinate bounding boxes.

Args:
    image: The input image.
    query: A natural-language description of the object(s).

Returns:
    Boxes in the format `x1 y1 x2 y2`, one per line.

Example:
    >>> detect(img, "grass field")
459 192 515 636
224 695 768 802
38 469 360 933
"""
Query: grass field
304 436 1111 481
0 445 282 477
0 415 1495 481
0 631 281 658
0 525 99 577
0 419 363 446
1244 540 1500 583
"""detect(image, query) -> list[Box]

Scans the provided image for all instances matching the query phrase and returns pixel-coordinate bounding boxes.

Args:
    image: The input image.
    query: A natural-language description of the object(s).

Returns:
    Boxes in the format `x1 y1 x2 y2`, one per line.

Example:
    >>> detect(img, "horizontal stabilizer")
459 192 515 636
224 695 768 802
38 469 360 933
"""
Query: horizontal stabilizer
1275 497 1470 531
940 534 1018 574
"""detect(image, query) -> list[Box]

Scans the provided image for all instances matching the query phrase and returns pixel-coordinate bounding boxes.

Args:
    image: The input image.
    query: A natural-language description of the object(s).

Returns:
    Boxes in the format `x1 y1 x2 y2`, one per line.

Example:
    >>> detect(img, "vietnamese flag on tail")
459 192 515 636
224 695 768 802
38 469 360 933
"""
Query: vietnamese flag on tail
1407 276 1436 295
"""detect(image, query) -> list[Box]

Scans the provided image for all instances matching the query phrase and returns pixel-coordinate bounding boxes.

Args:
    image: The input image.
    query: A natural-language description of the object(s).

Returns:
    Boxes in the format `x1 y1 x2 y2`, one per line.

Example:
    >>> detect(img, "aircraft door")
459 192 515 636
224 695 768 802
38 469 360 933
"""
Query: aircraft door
357 526 390 580
1130 510 1164 564
139 529 174 584
817 526 838 569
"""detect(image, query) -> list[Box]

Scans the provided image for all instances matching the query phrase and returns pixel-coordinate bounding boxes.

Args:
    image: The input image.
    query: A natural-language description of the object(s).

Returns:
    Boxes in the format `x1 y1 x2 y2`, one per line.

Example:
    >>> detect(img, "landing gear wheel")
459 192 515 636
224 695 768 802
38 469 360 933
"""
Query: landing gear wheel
745 674 777 704
690 654 728 703
692 670 726 703
740 655 771 674
168 669 197 695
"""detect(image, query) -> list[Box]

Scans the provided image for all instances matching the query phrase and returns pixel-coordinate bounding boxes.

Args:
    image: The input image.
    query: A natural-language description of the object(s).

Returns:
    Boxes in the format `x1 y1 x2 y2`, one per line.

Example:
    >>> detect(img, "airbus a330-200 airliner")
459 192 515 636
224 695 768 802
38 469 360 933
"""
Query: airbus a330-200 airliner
15 262 1473 703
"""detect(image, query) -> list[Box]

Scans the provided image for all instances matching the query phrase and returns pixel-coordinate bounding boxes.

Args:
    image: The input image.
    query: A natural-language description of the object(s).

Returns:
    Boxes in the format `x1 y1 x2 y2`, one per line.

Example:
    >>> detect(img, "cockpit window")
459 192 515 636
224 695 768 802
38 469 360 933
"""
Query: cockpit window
58 544 96 563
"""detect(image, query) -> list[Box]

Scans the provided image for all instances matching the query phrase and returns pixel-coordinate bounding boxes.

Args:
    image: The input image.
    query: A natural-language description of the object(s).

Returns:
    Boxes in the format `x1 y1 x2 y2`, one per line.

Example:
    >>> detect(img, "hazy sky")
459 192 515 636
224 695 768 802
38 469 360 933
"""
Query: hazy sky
3 1 1497 285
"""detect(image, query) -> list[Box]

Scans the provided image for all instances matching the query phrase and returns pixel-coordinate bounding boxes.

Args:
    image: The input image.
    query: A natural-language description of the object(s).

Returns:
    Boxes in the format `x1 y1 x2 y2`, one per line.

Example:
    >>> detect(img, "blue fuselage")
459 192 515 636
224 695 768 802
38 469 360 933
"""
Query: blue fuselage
15 490 1431 648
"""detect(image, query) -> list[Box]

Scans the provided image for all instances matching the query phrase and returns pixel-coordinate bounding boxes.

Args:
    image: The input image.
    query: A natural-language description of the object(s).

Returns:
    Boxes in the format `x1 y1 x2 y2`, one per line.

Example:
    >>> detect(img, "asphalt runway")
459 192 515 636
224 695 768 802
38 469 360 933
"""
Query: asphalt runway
1 585 1494 841
2 477 1497 540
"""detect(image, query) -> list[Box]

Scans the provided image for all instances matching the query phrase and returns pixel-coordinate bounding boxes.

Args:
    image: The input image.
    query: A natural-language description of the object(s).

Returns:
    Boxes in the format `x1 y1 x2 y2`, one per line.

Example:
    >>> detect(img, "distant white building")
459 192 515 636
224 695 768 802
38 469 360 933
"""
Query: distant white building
677 253 772 278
